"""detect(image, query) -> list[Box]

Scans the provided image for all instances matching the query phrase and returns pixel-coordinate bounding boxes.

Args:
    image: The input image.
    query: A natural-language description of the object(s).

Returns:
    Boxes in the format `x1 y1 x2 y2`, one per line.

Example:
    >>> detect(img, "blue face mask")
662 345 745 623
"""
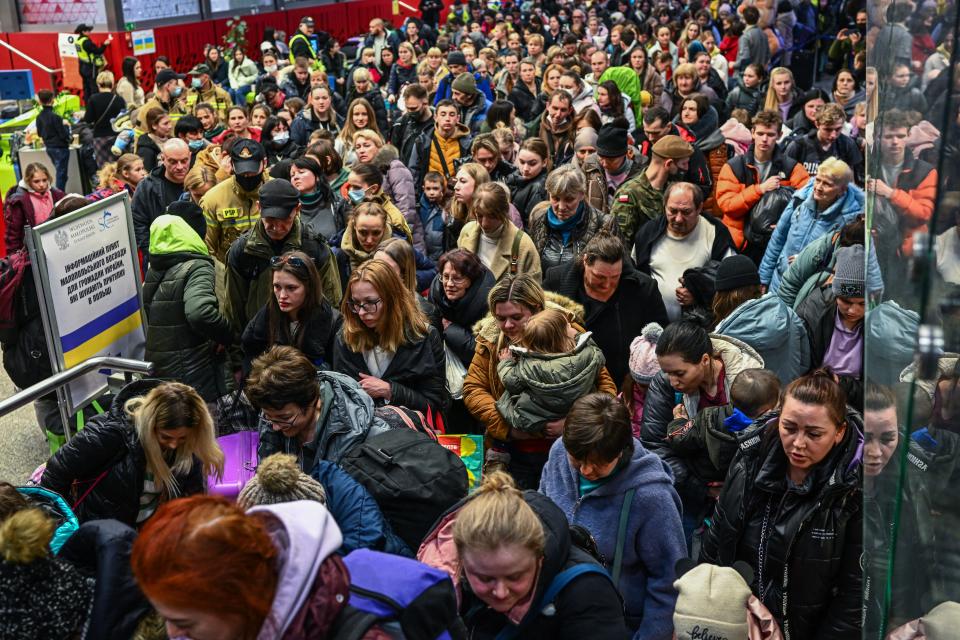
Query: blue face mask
348 188 367 204
188 139 205 151
171 85 183 97
191 78 203 89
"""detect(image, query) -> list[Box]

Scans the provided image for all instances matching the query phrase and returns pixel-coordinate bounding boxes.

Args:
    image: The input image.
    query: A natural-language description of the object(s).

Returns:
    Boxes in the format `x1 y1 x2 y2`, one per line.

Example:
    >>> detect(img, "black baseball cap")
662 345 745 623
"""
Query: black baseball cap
259 179 301 219
230 139 266 174
300 16 315 26
156 69 186 86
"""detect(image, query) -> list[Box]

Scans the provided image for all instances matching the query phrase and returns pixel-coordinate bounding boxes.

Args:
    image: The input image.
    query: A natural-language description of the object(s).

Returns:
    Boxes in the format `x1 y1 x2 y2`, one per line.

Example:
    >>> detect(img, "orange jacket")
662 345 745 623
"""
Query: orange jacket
890 156 937 256
716 147 810 250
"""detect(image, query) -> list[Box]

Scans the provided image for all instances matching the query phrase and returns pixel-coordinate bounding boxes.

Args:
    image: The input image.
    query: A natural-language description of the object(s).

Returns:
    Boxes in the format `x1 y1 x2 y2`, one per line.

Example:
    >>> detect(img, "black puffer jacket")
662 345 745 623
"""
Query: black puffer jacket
332 324 449 413
528 202 618 272
700 410 863 639
508 81 542 123
795 284 863 408
59 519 151 640
725 77 764 116
428 268 496 367
40 379 207 526
241 301 342 372
143 247 234 402
420 490 629 639
506 170 548 227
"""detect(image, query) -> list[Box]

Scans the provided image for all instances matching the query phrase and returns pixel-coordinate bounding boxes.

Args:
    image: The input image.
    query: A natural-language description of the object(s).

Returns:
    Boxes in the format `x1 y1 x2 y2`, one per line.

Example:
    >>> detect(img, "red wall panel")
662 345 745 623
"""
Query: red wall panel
0 0 420 95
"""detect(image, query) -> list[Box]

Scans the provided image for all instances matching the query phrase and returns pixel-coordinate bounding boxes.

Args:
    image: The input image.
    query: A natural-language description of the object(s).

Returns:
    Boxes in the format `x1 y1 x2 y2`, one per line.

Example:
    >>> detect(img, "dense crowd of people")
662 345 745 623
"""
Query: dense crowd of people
2 0 960 636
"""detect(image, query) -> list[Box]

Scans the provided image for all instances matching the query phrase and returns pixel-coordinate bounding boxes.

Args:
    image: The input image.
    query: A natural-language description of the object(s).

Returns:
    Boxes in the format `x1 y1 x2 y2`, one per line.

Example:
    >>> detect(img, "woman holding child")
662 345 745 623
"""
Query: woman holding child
462 274 617 489
639 321 764 544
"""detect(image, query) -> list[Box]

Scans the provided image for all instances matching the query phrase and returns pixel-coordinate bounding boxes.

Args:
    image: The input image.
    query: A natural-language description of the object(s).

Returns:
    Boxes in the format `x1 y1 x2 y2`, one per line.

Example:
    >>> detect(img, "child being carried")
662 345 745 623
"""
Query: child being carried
495 308 606 435
666 368 781 489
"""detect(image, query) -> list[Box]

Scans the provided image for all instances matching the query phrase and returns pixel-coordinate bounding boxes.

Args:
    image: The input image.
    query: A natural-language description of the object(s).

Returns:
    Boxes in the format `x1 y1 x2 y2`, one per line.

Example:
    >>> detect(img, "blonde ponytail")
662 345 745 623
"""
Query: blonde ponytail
0 509 53 563
453 471 545 558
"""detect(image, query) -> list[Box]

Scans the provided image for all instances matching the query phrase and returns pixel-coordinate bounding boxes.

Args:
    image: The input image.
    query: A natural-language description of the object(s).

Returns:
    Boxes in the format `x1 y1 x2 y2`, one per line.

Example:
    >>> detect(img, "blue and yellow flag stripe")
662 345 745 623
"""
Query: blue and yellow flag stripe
61 295 143 367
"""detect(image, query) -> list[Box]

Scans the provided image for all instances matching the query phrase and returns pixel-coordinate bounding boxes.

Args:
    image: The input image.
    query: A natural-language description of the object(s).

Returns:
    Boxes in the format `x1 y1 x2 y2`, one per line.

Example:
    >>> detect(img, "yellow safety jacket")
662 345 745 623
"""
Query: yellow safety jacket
76 36 106 68
288 33 316 63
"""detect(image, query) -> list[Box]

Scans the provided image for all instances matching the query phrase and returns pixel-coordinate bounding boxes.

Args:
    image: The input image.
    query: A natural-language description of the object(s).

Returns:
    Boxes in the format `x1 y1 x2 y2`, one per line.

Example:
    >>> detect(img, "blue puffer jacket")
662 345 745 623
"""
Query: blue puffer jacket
539 438 686 640
715 293 811 384
759 180 864 291
312 460 411 557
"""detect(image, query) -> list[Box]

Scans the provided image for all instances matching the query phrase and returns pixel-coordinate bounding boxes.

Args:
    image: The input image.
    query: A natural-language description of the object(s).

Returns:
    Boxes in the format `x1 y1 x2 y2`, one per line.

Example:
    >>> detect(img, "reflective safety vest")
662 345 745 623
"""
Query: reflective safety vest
288 33 316 64
76 36 106 68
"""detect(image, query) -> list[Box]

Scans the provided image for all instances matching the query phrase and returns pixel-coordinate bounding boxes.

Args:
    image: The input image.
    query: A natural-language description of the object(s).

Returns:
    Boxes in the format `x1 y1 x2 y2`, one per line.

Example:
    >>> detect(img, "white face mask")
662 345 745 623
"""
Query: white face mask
265 64 278 73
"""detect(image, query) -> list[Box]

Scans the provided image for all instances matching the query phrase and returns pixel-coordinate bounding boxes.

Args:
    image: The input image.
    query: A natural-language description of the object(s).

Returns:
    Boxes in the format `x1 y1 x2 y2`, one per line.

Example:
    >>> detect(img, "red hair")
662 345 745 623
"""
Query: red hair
131 496 279 636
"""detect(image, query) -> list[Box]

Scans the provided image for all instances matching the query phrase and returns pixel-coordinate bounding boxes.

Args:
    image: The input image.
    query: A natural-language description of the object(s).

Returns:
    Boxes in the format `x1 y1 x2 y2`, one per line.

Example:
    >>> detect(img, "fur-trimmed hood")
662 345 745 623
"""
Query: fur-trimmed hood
472 291 586 344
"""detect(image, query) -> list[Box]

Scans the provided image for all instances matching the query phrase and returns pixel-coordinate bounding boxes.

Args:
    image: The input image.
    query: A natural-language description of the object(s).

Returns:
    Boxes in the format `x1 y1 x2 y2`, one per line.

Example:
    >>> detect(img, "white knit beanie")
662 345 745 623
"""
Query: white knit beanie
673 563 752 640
629 323 663 384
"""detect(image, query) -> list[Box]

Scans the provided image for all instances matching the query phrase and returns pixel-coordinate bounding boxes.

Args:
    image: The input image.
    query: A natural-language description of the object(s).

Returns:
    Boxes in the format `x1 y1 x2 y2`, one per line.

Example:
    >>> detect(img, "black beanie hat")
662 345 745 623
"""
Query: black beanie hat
714 255 760 292
165 200 206 241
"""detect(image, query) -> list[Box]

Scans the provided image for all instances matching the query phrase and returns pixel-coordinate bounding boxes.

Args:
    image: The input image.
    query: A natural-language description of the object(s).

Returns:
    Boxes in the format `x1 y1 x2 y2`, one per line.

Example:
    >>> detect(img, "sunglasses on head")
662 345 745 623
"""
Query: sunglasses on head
270 255 308 269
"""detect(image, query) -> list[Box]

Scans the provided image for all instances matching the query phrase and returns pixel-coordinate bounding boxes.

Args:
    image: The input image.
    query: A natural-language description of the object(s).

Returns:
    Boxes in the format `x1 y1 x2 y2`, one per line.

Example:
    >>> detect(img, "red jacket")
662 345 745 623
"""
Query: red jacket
3 185 65 254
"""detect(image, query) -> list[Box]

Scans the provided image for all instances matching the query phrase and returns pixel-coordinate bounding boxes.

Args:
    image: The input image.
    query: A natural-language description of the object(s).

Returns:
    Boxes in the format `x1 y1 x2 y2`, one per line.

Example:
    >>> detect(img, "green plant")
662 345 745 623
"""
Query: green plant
223 16 249 56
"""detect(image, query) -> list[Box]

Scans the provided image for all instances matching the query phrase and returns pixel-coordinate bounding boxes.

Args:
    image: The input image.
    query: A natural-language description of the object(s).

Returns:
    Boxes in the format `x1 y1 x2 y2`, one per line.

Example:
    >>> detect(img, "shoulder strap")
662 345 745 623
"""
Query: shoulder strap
494 564 612 640
729 154 753 186
543 563 609 603
327 604 381 640
92 93 118 130
611 487 636 585
510 230 524 275
431 134 452 179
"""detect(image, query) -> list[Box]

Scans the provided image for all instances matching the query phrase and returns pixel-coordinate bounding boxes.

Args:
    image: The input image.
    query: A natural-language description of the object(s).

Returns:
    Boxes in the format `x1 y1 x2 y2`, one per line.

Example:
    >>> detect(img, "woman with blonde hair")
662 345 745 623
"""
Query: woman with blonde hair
332 259 447 413
339 201 393 271
457 182 541 282
41 381 224 526
336 98 381 166
87 153 145 201
764 67 801 122
424 46 447 80
353 129 420 249
84 69 127 166
461 274 618 487
183 164 218 203
418 471 627 637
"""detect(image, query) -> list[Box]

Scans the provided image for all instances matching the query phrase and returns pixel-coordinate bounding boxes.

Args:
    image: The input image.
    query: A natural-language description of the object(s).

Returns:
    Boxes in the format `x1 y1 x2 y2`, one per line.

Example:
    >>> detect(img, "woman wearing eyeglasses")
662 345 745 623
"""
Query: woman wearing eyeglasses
332 259 448 414
427 248 496 368
241 250 342 373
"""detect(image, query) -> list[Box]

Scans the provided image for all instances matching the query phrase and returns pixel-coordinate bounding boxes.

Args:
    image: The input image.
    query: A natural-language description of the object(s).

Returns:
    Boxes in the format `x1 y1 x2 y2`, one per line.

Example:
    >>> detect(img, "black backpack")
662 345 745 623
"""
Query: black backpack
743 186 795 264
341 428 468 551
